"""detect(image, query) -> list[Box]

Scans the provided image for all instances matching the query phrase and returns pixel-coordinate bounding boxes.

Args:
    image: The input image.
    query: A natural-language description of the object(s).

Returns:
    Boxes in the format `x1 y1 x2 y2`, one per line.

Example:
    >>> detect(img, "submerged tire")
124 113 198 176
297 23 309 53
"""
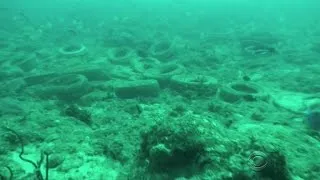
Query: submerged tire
10 54 38 72
170 74 219 97
144 63 185 87
218 81 269 103
58 44 87 57
149 40 175 62
107 46 135 65
37 74 89 100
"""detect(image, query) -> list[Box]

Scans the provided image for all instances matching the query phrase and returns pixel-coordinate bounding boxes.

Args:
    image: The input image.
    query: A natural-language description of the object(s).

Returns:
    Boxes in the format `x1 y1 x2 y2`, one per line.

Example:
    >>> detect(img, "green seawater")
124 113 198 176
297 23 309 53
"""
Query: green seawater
0 1 319 179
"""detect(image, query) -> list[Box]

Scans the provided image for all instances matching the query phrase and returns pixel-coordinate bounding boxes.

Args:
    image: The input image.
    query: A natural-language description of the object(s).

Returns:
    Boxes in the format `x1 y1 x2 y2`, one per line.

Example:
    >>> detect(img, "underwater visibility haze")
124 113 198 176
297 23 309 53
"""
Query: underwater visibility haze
0 0 320 179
